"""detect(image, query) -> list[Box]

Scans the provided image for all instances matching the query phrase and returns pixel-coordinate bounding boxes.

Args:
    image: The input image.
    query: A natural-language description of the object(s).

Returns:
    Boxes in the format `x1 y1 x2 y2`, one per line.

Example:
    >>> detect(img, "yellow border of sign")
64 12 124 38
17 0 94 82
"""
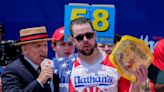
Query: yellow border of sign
110 35 153 82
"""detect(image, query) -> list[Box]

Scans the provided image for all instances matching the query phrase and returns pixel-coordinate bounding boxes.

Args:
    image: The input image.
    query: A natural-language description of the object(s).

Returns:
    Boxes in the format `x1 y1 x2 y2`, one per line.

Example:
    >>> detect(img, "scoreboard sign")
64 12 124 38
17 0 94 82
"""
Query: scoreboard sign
64 3 115 44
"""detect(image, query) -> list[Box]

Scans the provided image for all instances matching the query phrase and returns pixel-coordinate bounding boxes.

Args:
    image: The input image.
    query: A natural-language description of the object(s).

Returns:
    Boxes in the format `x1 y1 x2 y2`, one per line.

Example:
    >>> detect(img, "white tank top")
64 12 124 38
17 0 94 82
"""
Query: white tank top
69 51 120 92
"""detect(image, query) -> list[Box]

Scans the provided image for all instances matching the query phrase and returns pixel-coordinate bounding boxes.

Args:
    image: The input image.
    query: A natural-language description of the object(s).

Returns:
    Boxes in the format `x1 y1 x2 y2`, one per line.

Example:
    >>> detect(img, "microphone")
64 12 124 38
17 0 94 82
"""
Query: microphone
41 58 54 84
47 79 51 84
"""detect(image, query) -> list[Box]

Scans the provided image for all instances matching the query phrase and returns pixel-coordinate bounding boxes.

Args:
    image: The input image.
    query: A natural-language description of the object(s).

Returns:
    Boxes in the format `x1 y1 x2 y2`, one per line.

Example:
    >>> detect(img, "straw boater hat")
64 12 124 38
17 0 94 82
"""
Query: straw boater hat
15 26 51 45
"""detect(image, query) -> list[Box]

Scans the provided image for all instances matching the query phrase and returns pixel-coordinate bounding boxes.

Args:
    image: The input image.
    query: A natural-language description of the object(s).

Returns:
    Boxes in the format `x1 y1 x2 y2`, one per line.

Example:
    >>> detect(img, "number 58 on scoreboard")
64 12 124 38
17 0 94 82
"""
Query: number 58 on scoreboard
64 3 115 44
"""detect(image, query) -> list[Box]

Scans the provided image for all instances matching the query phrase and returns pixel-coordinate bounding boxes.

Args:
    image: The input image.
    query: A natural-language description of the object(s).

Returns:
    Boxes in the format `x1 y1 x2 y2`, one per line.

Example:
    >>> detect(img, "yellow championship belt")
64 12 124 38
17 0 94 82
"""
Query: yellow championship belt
110 35 153 82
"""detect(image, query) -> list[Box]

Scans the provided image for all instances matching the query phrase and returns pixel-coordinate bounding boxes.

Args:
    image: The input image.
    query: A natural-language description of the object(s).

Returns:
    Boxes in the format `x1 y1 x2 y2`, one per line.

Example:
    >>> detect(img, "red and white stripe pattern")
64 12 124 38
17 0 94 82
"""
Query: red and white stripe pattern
82 87 103 92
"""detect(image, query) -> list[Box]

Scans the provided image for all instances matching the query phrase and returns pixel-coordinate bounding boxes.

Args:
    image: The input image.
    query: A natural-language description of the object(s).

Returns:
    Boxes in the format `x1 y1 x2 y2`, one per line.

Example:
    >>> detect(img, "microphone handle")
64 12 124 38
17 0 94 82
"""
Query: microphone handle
47 78 51 84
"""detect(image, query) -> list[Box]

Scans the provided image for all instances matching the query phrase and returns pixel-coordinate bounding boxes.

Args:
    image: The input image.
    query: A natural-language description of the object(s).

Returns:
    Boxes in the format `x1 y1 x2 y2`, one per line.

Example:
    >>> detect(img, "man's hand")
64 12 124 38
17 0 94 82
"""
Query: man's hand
129 64 148 92
135 64 148 85
37 66 53 85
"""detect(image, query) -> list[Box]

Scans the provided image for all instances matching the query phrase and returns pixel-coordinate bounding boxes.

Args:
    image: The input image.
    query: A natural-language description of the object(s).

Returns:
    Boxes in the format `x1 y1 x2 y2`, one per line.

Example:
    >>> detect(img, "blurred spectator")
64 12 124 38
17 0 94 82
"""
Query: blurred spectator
0 23 20 66
152 39 164 71
51 26 77 92
97 34 122 55
152 39 164 92
51 27 75 58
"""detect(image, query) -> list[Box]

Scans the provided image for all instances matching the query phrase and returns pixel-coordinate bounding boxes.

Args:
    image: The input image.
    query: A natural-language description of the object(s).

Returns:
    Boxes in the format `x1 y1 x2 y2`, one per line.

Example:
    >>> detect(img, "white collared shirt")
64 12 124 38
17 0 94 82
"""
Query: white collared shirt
24 56 39 70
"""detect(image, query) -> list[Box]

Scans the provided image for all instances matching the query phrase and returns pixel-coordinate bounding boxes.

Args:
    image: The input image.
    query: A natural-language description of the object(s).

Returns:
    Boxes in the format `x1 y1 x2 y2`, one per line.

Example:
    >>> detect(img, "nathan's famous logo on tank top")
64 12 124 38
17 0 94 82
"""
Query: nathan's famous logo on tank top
74 75 113 87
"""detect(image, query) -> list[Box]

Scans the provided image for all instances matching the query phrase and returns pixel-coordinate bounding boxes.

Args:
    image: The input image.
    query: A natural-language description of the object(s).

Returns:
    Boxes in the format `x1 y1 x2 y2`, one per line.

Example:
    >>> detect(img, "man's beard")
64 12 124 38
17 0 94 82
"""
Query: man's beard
77 43 97 56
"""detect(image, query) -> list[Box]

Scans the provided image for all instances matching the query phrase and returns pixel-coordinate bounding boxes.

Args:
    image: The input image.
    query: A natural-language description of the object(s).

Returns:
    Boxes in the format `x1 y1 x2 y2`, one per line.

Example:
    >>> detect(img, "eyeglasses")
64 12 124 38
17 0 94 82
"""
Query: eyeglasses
75 32 94 42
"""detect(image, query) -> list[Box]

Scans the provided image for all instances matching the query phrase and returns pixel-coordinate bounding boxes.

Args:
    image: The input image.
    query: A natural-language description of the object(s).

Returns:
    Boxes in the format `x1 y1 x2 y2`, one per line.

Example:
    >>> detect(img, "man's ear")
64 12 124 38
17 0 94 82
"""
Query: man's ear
71 37 76 46
93 31 96 36
51 43 56 52
93 32 96 39
21 45 27 55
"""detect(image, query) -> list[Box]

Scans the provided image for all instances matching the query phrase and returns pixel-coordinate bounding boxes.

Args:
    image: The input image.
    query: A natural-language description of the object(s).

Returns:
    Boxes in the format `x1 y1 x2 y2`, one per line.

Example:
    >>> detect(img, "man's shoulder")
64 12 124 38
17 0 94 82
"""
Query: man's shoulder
53 53 77 64
4 58 23 72
5 58 20 68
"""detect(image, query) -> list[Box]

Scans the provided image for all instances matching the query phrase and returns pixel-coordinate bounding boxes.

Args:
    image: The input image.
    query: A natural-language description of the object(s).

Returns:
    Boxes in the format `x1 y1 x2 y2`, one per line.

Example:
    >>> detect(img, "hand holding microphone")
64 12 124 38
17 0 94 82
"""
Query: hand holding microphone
37 58 54 85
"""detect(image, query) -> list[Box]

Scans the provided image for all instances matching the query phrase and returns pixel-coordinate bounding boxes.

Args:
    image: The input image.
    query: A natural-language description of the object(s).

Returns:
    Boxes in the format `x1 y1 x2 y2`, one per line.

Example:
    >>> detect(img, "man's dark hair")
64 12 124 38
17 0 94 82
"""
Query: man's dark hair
69 17 93 37
114 34 122 44
53 42 56 46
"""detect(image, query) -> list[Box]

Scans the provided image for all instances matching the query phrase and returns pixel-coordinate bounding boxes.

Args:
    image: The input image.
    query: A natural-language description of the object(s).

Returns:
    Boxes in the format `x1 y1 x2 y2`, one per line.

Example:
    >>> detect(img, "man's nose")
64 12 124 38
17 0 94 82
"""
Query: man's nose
65 45 70 49
105 45 109 50
83 36 88 41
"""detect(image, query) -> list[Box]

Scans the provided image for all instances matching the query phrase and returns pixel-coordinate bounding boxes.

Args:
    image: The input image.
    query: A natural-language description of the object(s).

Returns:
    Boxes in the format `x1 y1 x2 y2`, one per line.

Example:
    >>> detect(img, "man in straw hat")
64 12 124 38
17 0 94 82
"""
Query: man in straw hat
1 26 59 92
